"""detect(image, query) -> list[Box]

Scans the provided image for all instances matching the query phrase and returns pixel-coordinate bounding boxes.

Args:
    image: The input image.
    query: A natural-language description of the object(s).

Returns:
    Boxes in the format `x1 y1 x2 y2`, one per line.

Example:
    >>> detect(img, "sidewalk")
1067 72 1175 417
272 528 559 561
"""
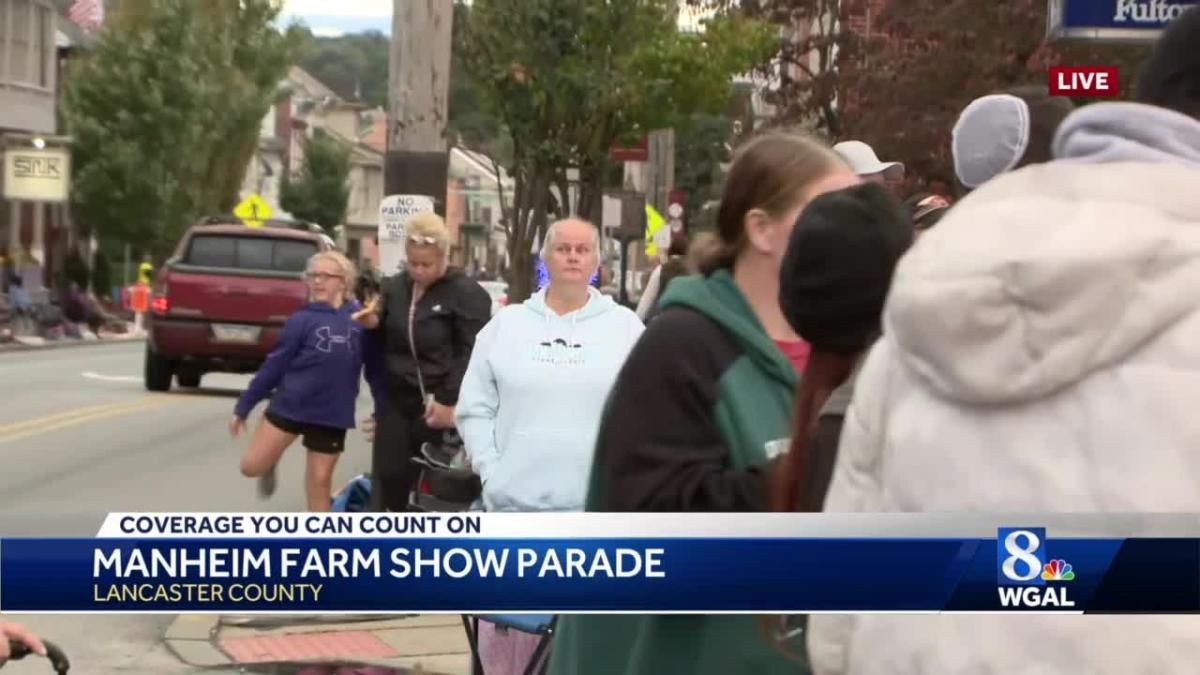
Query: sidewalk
0 323 145 352
165 614 472 674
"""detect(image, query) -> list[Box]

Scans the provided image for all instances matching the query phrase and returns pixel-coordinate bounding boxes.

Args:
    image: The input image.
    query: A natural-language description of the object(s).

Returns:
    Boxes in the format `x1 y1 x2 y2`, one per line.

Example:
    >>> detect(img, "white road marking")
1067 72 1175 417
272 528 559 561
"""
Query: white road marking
82 371 142 383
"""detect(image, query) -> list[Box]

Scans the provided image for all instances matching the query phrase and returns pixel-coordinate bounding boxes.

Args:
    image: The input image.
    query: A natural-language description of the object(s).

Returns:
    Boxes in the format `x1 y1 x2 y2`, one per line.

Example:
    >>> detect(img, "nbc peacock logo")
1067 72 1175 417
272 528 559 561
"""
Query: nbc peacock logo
1041 559 1075 582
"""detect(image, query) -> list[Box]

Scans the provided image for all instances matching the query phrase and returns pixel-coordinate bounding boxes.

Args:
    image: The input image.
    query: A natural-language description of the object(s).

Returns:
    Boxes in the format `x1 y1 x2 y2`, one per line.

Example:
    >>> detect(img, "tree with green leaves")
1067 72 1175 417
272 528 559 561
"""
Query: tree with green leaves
683 0 853 136
195 0 305 215
291 13 511 160
674 111 734 229
752 0 851 135
296 30 390 107
280 133 352 231
63 0 301 257
448 2 508 160
461 0 775 302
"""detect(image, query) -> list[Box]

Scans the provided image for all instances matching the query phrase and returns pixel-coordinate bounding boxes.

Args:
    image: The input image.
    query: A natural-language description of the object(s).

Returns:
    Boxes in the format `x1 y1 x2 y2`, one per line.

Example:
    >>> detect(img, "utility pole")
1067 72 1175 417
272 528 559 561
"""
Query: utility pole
386 0 454 217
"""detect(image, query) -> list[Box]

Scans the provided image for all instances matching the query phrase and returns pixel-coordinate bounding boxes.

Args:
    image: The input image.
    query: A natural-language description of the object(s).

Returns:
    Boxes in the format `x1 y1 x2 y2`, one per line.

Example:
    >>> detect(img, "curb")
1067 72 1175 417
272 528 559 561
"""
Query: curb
164 614 471 673
0 335 146 354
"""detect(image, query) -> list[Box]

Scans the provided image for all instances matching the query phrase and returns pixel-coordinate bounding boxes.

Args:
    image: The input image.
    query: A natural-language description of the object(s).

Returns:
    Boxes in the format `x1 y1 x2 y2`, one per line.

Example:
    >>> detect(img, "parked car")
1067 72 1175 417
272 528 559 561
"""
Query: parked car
143 219 334 392
478 280 508 316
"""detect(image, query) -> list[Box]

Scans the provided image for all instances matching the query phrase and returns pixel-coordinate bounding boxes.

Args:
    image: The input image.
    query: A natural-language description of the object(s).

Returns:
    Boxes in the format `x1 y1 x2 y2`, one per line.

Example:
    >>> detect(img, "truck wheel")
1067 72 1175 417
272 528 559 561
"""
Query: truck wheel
144 346 174 392
177 371 202 388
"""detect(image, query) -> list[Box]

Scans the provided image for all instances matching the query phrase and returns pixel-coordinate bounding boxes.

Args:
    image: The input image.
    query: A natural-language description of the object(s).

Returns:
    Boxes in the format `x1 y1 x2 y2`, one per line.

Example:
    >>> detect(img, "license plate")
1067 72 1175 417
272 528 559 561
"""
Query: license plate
212 324 261 344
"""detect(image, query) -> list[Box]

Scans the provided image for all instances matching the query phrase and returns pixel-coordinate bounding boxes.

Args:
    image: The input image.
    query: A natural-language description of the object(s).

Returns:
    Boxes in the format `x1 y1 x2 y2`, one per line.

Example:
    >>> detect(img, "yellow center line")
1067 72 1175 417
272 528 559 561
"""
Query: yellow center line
0 399 157 436
0 396 192 446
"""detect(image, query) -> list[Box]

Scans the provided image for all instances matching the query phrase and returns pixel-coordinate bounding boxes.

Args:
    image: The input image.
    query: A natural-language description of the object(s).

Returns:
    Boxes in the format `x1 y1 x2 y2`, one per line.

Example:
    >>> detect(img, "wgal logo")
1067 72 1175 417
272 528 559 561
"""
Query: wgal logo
996 528 1076 608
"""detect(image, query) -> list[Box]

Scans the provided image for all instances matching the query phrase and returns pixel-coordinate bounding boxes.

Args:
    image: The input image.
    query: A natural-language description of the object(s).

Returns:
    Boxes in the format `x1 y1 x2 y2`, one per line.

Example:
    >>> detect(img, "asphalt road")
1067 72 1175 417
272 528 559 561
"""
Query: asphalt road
0 341 376 673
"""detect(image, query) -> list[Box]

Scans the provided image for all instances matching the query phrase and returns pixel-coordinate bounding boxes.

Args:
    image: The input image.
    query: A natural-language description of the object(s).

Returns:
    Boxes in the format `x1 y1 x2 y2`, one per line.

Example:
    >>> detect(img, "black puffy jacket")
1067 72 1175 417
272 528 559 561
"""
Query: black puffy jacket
375 267 491 411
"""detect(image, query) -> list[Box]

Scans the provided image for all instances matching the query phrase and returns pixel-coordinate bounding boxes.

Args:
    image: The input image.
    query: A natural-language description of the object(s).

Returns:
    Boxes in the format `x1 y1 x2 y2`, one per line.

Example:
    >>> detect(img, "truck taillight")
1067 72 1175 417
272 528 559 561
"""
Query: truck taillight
151 278 170 315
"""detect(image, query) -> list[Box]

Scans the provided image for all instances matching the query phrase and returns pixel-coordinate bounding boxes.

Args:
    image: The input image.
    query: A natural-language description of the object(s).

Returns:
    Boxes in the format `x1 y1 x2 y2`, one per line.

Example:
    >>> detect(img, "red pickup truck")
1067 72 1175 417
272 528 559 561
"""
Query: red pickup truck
144 220 335 391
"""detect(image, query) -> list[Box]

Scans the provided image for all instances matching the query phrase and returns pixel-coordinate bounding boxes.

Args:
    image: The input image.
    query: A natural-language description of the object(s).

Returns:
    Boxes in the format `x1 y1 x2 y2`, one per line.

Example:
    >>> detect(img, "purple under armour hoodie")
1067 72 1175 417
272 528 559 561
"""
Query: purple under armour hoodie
234 301 369 429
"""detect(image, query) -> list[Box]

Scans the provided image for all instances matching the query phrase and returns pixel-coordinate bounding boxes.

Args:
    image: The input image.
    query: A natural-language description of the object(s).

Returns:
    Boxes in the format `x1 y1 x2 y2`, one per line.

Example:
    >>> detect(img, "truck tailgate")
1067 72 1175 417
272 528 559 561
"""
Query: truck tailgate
164 268 308 326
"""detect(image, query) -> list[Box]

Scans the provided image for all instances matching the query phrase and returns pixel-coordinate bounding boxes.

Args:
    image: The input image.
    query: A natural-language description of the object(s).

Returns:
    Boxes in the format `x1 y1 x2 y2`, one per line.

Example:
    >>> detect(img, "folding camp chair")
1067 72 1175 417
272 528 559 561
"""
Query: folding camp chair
332 474 372 513
461 614 557 675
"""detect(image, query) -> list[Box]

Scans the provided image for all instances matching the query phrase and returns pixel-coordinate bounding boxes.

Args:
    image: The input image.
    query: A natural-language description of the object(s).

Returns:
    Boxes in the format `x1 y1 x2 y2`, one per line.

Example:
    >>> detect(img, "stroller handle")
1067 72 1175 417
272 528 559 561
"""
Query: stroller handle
6 638 71 673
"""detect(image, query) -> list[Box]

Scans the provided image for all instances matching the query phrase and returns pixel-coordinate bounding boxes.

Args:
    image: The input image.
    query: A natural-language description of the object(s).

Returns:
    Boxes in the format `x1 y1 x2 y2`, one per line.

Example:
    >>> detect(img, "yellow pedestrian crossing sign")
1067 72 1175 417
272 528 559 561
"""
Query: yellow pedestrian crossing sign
645 204 666 257
234 193 272 228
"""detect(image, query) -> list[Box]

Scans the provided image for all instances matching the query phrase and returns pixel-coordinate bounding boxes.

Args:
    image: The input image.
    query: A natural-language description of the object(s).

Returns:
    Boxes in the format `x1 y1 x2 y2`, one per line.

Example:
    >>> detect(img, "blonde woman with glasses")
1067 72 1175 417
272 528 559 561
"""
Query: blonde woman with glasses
354 212 492 512
232 250 373 512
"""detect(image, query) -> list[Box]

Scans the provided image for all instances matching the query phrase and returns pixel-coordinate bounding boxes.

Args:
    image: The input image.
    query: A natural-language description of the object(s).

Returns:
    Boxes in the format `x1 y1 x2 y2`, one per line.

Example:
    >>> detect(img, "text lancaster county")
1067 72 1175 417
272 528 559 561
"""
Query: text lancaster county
94 581 324 605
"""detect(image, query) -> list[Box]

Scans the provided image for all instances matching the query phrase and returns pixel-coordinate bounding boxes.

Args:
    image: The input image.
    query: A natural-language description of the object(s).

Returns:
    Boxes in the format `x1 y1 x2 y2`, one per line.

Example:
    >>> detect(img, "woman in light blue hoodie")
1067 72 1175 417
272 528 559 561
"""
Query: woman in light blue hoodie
456 217 644 513
455 217 643 674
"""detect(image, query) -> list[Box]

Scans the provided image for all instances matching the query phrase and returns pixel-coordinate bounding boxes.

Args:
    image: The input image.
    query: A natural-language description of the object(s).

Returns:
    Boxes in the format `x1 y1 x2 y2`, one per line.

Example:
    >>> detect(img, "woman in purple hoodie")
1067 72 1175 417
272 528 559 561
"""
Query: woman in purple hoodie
232 251 370 511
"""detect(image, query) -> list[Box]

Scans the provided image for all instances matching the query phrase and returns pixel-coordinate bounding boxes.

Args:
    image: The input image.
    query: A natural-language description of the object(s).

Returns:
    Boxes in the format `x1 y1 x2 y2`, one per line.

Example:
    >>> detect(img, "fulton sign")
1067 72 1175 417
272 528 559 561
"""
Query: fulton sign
1047 0 1198 40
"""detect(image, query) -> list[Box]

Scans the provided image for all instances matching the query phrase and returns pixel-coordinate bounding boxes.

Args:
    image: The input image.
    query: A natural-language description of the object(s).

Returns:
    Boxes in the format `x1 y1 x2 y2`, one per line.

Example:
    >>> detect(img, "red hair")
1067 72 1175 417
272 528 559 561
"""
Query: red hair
760 349 860 661
771 352 858 510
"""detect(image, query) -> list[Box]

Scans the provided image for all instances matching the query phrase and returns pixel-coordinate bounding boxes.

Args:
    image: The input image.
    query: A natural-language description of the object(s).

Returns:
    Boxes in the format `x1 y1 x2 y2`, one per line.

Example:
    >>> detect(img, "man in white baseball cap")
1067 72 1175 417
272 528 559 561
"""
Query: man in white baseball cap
832 140 905 184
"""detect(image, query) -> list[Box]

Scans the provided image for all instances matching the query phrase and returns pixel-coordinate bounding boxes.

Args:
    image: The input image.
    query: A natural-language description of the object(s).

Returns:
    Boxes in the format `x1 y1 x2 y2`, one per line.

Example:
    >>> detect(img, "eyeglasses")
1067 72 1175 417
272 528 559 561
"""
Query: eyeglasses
409 235 438 245
305 272 343 282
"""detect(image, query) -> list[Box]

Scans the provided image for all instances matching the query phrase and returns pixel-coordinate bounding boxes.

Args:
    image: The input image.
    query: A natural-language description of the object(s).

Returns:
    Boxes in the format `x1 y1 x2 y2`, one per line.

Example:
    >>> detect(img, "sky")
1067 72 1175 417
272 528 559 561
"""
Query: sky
280 0 705 38
280 0 393 37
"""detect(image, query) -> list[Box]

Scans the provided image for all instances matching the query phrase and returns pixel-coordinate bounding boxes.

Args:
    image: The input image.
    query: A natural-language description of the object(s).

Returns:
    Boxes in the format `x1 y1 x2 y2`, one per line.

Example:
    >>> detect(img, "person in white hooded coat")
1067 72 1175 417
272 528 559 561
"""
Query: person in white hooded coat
808 9 1200 674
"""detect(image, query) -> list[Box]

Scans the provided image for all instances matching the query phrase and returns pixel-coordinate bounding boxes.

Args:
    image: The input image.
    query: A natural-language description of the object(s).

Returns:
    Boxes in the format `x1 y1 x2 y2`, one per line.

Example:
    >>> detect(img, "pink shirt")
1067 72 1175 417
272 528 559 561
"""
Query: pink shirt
775 339 812 375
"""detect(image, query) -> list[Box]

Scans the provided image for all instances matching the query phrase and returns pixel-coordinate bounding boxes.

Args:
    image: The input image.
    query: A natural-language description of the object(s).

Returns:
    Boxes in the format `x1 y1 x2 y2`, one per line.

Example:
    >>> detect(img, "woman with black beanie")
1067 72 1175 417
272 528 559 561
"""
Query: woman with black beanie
768 182 913 515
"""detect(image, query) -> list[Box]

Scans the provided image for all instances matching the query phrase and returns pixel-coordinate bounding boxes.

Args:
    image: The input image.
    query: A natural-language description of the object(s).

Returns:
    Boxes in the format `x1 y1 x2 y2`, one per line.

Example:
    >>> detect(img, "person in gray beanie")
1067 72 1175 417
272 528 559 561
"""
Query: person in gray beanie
951 85 1075 192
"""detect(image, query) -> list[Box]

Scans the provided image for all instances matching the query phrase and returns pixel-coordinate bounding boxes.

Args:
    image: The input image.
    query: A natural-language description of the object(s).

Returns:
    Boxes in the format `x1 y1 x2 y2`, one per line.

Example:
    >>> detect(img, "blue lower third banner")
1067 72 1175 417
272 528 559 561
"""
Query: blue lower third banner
1 534 1197 613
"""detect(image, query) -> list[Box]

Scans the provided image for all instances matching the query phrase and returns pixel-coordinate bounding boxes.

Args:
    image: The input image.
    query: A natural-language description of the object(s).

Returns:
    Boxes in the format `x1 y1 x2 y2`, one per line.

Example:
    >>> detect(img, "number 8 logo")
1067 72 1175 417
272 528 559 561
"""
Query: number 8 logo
1002 530 1043 581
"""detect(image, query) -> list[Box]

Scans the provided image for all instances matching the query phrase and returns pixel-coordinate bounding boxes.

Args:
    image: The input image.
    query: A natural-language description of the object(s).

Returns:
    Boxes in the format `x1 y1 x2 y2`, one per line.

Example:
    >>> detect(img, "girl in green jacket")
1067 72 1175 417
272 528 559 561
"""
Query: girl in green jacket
548 133 859 675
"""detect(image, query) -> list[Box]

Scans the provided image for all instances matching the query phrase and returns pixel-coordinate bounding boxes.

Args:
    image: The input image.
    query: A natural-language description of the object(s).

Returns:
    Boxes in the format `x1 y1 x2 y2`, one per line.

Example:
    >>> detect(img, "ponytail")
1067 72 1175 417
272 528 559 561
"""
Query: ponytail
695 240 739 275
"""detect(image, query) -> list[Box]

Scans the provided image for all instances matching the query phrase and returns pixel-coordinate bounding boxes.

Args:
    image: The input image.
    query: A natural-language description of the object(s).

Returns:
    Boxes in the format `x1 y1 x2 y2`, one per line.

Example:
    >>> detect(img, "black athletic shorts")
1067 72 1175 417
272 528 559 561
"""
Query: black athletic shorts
265 411 346 454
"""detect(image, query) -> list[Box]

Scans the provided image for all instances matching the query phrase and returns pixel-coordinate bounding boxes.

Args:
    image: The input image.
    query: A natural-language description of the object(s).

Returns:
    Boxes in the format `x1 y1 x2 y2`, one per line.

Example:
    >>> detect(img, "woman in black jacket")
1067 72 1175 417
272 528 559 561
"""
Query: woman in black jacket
356 212 492 511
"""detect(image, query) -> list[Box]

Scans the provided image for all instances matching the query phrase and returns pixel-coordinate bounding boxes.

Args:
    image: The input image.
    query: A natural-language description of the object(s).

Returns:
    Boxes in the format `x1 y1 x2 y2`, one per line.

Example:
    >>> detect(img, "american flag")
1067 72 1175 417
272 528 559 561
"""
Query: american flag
68 0 104 34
